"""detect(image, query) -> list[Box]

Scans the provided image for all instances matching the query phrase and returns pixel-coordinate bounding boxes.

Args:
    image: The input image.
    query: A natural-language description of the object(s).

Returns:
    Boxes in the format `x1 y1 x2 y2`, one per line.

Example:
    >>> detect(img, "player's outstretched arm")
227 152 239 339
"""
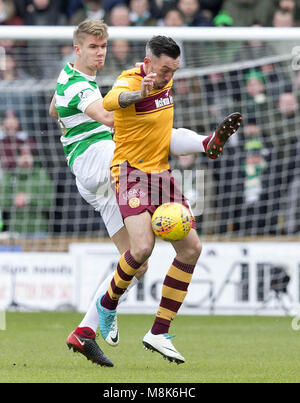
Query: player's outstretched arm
103 72 156 111
85 99 114 128
49 94 59 119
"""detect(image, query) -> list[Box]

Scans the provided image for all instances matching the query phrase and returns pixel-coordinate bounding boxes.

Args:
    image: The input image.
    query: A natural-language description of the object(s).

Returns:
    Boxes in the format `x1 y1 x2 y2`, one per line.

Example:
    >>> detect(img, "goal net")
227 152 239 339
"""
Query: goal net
0 26 299 252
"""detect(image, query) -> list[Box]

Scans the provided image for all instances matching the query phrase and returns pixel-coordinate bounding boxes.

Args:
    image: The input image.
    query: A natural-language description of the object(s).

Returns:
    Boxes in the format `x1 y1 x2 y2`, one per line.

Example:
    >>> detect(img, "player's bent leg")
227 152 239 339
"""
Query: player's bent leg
170 127 208 155
169 112 242 160
111 225 149 279
97 212 154 345
75 188 147 347
171 228 202 265
96 295 119 347
124 211 155 263
206 112 242 159
143 229 201 364
94 226 149 347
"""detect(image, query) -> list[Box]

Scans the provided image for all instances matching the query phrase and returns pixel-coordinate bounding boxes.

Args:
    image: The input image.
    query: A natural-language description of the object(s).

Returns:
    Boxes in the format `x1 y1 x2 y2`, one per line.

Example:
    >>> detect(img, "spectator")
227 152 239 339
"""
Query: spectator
103 0 125 10
150 0 177 19
177 0 213 26
0 0 23 25
102 39 139 77
23 0 67 25
0 143 55 236
63 0 85 20
278 0 296 15
0 111 34 169
272 91 299 146
108 4 146 58
0 66 34 130
69 0 107 25
261 62 290 101
159 7 187 66
200 0 223 18
237 138 269 235
285 139 300 234
108 3 130 25
202 72 236 126
220 0 274 27
128 0 157 26
272 6 294 26
23 0 67 79
242 69 270 130
161 6 184 25
272 7 298 54
173 77 204 130
245 69 267 104
0 51 23 81
203 11 239 66
57 42 75 71
233 23 276 62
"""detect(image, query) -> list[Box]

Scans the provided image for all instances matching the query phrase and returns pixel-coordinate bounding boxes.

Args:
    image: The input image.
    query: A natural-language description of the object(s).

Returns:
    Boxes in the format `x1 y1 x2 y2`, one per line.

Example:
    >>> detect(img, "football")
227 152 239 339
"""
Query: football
151 202 193 241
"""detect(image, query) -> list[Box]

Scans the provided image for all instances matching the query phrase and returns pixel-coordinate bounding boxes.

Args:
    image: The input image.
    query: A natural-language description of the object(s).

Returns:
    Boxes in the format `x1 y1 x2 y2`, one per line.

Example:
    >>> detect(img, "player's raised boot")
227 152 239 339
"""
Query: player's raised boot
96 295 119 347
205 112 243 159
142 330 185 364
66 327 114 367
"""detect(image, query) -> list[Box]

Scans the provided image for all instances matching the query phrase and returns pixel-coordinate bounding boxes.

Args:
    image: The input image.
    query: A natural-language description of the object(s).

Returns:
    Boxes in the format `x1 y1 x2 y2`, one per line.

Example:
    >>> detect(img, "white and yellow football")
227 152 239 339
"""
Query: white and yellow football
151 202 193 241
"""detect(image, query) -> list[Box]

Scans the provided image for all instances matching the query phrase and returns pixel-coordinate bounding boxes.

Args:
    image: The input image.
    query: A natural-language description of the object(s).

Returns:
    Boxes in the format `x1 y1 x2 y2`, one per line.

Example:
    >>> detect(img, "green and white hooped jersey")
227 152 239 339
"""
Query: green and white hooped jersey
55 63 112 168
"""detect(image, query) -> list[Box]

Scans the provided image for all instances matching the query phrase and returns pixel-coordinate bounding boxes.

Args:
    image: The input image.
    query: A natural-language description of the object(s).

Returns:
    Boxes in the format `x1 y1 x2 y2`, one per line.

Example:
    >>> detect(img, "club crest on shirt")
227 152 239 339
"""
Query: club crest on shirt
79 88 94 100
128 197 140 208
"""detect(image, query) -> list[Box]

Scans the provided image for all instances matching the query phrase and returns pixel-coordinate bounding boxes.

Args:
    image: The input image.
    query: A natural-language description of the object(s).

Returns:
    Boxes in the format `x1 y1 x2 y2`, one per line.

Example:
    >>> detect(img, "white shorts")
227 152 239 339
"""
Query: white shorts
72 140 124 237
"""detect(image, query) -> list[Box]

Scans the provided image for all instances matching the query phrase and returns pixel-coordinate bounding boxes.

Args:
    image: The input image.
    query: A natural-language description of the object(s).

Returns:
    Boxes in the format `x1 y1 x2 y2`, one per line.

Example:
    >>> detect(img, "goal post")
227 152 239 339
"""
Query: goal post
1 25 300 41
0 25 299 252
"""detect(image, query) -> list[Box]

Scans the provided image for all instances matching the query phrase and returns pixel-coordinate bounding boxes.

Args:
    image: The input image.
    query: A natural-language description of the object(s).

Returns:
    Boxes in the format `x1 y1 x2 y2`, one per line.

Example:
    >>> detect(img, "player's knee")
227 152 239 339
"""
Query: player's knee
131 244 153 264
182 240 202 263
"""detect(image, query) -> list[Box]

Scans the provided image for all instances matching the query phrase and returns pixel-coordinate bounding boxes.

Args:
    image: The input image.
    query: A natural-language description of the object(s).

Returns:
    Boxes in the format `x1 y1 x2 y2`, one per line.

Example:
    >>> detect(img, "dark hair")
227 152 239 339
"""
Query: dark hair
146 35 180 59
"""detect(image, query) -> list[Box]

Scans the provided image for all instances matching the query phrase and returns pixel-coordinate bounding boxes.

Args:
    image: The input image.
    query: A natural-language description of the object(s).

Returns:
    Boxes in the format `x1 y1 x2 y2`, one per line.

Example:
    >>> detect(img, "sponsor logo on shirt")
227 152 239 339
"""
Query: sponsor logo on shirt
135 88 173 114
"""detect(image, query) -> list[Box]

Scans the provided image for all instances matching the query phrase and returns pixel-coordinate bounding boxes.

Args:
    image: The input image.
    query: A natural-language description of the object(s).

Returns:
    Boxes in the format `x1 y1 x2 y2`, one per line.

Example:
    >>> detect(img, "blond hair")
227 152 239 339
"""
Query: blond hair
73 19 108 45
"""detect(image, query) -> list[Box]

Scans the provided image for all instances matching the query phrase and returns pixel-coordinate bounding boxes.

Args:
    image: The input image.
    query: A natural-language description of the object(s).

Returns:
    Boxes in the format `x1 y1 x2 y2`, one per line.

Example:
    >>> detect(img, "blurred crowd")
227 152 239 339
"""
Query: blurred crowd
1 0 300 79
0 0 300 240
1 0 300 28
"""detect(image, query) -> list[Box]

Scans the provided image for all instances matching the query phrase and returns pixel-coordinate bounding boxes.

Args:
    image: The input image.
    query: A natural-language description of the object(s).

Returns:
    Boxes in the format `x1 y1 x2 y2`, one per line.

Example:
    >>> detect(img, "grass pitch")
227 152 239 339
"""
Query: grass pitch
0 312 299 383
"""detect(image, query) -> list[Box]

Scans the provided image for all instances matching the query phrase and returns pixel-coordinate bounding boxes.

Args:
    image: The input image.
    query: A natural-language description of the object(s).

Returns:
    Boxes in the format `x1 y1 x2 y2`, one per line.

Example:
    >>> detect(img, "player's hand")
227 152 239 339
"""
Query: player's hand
141 73 156 98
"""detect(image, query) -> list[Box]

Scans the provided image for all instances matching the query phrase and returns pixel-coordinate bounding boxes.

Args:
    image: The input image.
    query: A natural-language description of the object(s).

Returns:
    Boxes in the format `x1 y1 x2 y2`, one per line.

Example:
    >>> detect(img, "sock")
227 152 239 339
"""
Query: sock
101 250 142 310
170 128 211 155
78 271 114 332
75 326 95 339
118 276 139 304
151 258 195 335
78 271 140 332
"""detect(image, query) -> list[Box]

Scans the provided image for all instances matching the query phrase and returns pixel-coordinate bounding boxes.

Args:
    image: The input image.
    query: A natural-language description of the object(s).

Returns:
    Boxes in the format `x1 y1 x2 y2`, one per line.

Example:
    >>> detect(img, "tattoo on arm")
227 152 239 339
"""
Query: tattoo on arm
119 91 142 108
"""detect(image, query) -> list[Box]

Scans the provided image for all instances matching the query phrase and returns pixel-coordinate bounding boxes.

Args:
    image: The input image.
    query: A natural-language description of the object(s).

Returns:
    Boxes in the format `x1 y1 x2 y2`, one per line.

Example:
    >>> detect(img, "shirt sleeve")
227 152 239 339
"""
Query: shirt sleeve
103 77 132 111
77 87 102 113
68 83 101 113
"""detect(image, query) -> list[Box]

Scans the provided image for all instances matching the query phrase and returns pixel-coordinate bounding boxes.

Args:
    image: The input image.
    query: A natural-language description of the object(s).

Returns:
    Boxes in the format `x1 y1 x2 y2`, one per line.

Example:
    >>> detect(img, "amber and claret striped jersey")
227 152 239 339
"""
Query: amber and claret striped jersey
103 65 174 173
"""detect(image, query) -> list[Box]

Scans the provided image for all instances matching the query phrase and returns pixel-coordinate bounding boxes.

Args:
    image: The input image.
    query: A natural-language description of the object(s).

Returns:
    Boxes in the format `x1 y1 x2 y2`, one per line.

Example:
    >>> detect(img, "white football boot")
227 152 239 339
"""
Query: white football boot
142 330 185 364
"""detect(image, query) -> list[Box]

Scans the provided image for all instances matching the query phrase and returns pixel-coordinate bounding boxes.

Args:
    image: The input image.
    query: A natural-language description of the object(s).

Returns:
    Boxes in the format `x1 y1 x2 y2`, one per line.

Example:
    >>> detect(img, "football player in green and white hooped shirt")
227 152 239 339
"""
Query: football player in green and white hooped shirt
49 19 241 368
